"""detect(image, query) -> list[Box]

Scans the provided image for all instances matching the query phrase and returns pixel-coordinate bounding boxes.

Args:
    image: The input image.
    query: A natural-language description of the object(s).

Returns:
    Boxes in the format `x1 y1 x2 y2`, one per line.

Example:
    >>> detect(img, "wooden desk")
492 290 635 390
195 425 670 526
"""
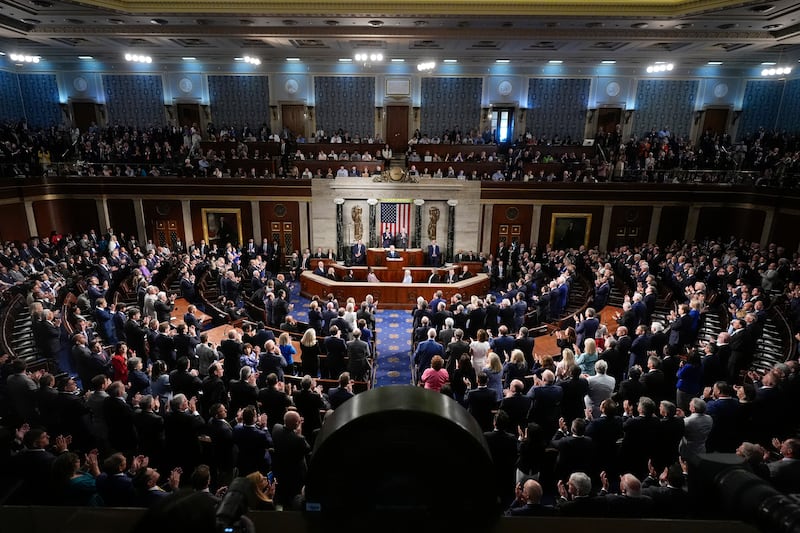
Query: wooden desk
300 270 490 309
366 248 425 267
171 297 212 326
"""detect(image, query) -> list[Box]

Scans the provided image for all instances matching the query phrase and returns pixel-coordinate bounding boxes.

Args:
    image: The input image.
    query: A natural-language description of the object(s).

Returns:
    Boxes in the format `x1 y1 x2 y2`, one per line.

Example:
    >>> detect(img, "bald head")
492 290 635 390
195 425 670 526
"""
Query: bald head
523 479 543 504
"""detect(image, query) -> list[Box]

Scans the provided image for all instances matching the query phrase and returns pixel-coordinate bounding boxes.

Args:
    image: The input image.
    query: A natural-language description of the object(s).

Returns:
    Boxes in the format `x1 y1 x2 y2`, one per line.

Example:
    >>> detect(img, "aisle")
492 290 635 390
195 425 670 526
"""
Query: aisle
372 309 414 387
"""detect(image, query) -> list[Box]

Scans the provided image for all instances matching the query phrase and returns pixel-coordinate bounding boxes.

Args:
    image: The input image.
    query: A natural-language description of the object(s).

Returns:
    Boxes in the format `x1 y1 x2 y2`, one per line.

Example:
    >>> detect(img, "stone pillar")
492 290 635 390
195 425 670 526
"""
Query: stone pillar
334 198 345 261
133 199 147 243
761 207 775 249
684 206 700 242
367 198 378 248
180 200 194 245
447 199 458 263
24 200 37 237
413 199 425 248
250 200 261 242
599 205 613 253
532 204 543 246
648 206 662 244
96 198 110 233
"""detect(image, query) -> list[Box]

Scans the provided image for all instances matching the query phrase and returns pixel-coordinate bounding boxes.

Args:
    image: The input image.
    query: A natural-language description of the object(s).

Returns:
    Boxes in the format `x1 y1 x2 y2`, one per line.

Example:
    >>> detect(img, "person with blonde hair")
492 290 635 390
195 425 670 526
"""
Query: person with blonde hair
556 348 576 379
483 352 504 401
278 332 297 376
244 471 277 510
300 328 320 377
575 338 599 376
420 355 449 392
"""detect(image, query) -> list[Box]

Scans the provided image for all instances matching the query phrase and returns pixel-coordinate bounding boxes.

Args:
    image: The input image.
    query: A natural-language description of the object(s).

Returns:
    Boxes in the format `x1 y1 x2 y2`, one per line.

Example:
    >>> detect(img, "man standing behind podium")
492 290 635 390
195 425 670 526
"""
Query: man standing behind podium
428 239 441 266
396 227 409 249
386 245 401 259
351 239 366 265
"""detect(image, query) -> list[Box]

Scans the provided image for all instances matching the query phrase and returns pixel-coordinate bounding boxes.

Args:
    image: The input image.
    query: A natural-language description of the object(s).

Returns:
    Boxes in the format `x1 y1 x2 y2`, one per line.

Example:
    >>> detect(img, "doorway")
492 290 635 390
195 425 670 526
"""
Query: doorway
597 107 622 138
71 102 99 131
700 108 730 139
386 105 409 152
281 104 306 140
490 107 515 143
176 103 201 130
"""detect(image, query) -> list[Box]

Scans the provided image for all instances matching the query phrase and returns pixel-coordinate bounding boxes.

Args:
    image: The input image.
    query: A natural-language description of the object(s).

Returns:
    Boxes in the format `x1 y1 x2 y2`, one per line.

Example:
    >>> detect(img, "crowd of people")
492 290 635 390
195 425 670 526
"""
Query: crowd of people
0 221 798 521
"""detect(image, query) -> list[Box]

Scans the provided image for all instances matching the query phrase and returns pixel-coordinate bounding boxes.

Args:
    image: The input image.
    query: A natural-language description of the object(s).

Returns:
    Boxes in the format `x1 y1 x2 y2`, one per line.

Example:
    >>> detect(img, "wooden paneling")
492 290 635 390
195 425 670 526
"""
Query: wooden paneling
491 204 533 251
386 105 409 152
106 199 137 239
0 203 29 242
609 205 653 248
696 207 764 244
142 199 184 248
260 201 300 254
32 199 99 237
539 205 604 248
657 206 689 245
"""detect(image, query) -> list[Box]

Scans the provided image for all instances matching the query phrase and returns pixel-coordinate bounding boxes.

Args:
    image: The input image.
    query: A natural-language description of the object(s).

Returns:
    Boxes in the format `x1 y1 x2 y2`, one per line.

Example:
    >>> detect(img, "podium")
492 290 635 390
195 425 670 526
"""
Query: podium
366 248 424 267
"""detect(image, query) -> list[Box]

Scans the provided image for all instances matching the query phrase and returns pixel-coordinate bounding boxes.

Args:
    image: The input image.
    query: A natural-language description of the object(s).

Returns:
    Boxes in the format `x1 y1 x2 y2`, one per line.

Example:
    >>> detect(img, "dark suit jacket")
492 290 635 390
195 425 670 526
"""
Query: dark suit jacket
232 423 273 475
164 410 206 471
526 384 563 435
133 409 165 462
327 386 354 409
499 393 532 431
465 386 498 432
271 423 311 505
104 396 138 455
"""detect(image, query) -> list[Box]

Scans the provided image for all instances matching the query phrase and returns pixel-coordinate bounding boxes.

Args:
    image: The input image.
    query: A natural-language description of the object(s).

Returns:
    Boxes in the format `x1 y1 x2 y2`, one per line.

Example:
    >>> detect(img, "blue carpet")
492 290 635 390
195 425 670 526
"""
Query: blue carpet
287 281 413 387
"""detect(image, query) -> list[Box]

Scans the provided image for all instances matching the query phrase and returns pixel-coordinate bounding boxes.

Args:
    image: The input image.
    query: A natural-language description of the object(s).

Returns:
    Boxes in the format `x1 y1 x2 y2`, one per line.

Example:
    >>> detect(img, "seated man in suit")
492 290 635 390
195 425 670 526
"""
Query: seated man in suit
426 268 441 284
458 264 473 281
386 245 401 259
312 261 326 277
428 239 442 266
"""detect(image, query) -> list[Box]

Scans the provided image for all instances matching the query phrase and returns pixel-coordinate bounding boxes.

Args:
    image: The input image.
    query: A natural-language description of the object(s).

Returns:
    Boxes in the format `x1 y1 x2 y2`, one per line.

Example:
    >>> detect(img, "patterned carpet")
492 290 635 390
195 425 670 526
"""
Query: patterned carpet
288 282 414 387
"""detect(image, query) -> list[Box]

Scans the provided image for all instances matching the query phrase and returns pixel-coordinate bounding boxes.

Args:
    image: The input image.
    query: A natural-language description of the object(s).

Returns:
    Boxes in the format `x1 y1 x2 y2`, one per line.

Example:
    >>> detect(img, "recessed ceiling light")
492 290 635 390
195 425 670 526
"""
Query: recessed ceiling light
495 59 510 63
21 19 41 25
234 57 244 61
707 61 723 65
601 60 616 64
107 18 125 25
325 20 339 26
631 22 648 29
443 59 457 63
391 58 405 62
339 58 352 62
282 19 298 26
763 24 782 30
368 20 384 27
182 57 196 61
240 19 255 25
674 23 693 29
548 60 563 64
286 57 300 61
150 18 168 25
78 56 93 60
761 61 777 65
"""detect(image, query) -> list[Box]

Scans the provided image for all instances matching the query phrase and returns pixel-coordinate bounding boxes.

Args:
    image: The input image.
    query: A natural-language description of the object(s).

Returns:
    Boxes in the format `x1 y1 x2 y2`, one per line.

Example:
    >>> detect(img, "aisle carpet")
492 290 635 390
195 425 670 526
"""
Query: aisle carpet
288 282 414 387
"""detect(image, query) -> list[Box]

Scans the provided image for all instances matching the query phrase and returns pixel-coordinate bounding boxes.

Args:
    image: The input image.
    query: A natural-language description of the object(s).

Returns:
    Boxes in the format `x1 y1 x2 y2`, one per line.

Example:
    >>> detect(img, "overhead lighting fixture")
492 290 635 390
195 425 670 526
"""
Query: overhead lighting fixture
124 53 152 64
417 61 436 72
761 66 792 77
548 60 563 64
601 60 616 64
182 57 196 61
78 55 93 60
10 54 41 63
495 59 510 63
243 55 261 65
354 52 383 62
646 62 674 73
339 58 352 62
707 61 723 65
443 59 458 63
286 57 300 62
761 61 777 65
391 58 405 63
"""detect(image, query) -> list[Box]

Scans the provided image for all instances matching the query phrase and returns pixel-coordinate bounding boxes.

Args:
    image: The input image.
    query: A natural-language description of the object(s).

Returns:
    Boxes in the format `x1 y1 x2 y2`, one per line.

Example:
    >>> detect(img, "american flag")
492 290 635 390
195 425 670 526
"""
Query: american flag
380 202 411 237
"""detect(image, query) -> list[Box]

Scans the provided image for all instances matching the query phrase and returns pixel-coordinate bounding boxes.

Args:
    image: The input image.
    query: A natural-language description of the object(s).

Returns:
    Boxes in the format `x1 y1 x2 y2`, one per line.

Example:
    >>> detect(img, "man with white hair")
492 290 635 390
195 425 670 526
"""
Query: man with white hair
526 369 564 435
679 397 713 460
557 472 605 516
585 359 615 419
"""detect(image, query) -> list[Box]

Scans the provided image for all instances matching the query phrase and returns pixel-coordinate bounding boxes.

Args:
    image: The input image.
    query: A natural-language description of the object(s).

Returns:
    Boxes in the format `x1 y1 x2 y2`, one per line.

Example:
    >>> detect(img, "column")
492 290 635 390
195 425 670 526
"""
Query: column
96 198 110 232
24 200 37 237
334 198 345 261
413 199 425 248
367 198 378 248
531 204 542 246
481 204 492 253
598 205 613 253
760 207 775 249
299 201 310 252
648 206 662 244
133 199 147 243
684 206 700 242
447 199 458 263
250 200 261 241
181 200 194 245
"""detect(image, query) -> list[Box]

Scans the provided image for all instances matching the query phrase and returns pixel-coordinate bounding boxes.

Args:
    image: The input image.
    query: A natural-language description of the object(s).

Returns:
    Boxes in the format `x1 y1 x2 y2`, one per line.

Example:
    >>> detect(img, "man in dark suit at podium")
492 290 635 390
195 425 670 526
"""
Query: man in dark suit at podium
351 239 366 265
386 245 401 259
396 227 409 249
428 239 441 266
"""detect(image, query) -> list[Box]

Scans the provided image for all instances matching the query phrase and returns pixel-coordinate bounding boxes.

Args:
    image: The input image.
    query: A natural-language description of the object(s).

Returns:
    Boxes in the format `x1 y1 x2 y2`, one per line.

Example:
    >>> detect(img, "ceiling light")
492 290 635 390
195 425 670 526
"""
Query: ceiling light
761 66 792 77
646 62 674 73
601 60 616 64
234 57 244 61
548 60 563 64
417 61 436 72
391 58 405 62
181 57 196 61
78 56 93 60
339 58 352 62
495 59 510 63
443 59 458 63
124 53 152 64
707 61 723 65
10 54 41 63
286 57 300 62
761 61 777 65
243 56 261 65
